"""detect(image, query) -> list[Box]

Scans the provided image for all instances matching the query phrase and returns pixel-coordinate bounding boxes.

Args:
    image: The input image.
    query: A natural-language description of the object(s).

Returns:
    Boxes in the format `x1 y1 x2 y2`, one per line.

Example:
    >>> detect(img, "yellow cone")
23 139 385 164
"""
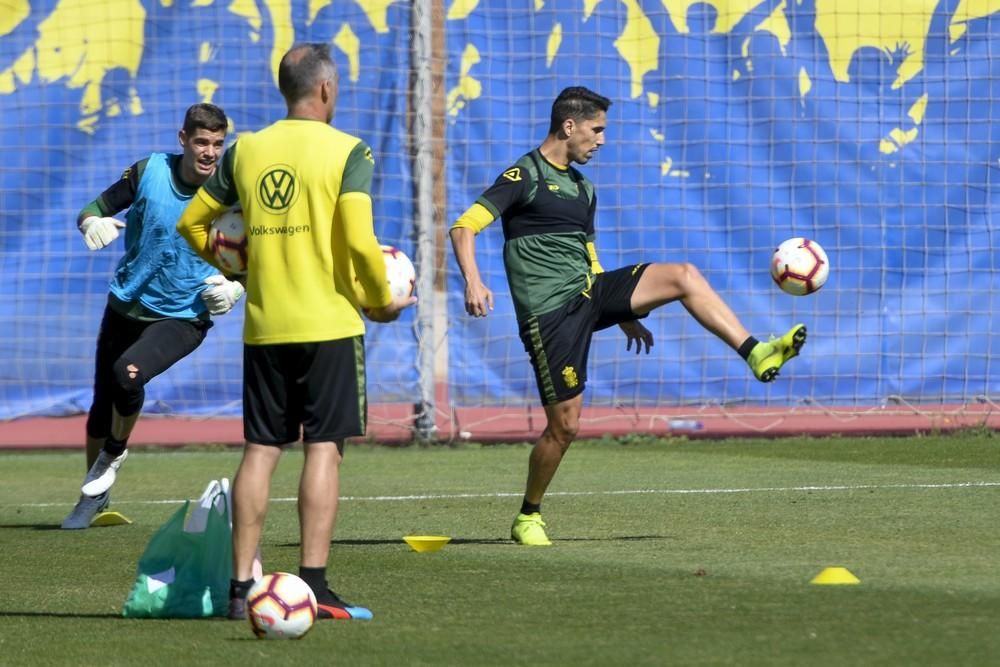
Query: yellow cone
90 511 132 527
810 566 860 585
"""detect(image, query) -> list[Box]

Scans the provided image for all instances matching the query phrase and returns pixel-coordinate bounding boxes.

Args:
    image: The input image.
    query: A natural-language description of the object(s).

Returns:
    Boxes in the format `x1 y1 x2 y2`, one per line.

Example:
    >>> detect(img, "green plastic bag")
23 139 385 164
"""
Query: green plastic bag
122 492 232 618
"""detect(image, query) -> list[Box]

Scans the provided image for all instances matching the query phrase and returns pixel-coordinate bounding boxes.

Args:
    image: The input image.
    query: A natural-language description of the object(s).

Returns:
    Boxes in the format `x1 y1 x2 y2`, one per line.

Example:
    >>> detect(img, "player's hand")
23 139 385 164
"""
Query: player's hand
79 216 126 251
200 275 245 315
464 280 494 318
621 320 653 354
364 294 417 323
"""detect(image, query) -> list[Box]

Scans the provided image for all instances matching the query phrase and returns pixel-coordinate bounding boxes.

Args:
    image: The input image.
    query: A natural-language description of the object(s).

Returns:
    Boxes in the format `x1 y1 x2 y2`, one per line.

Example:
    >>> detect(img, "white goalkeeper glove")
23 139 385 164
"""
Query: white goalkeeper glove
79 216 126 251
200 275 245 315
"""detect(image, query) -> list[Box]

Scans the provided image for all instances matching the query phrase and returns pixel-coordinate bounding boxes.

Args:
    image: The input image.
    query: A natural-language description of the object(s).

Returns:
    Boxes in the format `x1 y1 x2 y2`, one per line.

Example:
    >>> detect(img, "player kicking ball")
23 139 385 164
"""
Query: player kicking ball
449 87 806 546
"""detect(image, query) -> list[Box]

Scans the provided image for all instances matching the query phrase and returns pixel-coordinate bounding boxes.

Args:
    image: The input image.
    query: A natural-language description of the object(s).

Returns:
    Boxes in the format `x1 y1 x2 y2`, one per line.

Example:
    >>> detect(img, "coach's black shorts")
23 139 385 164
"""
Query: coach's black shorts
243 336 366 447
519 264 649 406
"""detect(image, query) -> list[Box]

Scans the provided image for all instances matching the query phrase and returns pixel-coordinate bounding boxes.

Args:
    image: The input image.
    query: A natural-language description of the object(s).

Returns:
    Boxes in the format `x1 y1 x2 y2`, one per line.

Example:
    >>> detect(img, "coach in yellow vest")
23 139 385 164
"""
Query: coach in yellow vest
177 43 415 621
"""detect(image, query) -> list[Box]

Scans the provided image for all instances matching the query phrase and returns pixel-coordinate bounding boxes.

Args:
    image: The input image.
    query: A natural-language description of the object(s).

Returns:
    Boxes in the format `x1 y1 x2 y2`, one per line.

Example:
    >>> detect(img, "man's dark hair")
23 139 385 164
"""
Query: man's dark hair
548 87 611 135
182 103 228 135
278 43 336 103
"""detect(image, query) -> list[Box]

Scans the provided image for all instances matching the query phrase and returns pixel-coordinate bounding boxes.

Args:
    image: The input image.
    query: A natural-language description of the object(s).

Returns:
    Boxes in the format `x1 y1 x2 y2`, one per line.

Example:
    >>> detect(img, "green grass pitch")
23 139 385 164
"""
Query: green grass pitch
1 432 999 666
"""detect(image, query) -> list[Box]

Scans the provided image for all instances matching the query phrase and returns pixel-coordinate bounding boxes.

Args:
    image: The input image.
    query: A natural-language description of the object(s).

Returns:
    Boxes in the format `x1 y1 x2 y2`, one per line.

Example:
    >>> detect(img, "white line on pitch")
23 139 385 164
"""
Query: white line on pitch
14 480 1000 508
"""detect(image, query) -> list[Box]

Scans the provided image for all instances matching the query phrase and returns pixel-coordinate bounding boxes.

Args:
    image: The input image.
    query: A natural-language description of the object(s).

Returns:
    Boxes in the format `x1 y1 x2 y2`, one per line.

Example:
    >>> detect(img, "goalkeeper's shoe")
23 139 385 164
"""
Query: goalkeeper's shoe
315 589 373 620
748 324 807 383
511 512 552 546
81 448 129 497
61 491 111 529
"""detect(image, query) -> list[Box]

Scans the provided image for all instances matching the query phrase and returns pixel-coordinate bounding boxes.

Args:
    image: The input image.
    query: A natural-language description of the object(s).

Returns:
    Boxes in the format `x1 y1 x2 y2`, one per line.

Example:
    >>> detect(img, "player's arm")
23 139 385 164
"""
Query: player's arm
449 203 496 317
340 194 391 309
338 142 414 323
76 160 145 250
448 162 527 317
177 144 239 269
583 187 604 274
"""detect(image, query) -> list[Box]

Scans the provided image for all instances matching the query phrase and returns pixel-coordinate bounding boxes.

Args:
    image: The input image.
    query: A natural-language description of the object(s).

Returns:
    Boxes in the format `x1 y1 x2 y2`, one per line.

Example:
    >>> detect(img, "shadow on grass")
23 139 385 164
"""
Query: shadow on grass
277 535 671 547
0 524 66 531
0 611 123 619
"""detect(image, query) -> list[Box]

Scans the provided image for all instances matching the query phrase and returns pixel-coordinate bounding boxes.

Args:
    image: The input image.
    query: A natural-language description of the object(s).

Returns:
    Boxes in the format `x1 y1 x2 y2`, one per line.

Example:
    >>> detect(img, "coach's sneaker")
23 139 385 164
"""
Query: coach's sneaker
227 596 247 620
61 491 110 529
511 512 552 546
81 448 129 497
748 324 807 383
315 589 373 620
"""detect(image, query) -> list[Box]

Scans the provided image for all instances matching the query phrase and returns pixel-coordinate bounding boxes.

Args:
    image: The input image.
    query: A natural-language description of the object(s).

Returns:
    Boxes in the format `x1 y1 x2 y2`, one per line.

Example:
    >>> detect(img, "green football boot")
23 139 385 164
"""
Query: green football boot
748 324 807 382
511 512 552 546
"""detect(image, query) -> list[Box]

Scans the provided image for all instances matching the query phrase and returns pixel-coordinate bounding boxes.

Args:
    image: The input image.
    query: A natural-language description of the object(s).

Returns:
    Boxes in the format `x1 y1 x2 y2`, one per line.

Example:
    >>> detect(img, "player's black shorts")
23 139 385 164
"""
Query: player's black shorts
87 303 212 438
519 264 649 406
243 336 366 447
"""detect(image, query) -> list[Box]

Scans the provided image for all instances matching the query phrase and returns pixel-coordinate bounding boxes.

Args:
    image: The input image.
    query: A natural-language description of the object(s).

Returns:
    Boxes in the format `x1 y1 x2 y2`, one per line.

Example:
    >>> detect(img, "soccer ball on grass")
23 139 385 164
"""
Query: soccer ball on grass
246 572 317 639
770 237 829 296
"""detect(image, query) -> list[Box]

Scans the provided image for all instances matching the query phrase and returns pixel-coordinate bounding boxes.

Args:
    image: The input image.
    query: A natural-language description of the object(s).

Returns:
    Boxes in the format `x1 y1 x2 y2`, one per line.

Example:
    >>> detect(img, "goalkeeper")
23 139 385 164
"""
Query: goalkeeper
449 86 807 547
63 103 245 530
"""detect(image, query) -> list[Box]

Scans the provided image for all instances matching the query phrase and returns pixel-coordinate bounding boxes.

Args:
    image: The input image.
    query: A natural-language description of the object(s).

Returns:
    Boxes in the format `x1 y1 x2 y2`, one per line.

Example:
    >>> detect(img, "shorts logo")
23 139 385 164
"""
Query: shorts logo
547 183 560 191
364 146 374 164
502 167 522 182
256 165 299 213
561 366 579 389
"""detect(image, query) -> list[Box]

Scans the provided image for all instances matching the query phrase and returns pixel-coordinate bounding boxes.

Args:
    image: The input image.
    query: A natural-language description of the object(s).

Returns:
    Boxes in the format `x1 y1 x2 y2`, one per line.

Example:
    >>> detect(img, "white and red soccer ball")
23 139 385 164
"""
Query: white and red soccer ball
209 209 247 276
770 237 829 296
246 572 317 640
356 244 416 308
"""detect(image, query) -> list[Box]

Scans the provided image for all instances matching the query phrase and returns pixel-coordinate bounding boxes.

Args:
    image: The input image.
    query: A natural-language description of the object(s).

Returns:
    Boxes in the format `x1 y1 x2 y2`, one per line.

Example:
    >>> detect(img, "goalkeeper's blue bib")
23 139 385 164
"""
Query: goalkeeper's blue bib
109 152 215 319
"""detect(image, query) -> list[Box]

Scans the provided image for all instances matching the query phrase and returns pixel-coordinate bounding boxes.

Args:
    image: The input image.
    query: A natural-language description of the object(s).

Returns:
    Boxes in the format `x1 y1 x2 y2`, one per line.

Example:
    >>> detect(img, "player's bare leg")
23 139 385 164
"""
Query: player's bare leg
231 442 282 581
296 440 371 620
512 393 584 546
630 262 750 348
298 441 342 568
630 262 805 381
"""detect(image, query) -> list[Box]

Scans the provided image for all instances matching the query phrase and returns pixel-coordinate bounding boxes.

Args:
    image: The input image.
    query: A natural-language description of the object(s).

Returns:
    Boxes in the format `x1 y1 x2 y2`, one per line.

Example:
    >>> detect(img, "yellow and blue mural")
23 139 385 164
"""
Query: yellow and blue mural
2 0 999 416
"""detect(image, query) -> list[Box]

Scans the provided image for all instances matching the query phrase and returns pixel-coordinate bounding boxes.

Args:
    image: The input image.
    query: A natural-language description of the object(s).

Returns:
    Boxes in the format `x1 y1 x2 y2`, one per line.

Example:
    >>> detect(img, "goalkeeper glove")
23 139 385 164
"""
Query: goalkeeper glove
200 275 245 315
79 216 126 251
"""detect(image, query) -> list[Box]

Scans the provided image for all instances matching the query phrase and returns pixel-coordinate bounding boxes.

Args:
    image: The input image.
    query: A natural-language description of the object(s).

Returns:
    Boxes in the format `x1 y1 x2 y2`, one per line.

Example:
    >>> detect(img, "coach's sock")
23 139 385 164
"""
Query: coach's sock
229 578 254 600
298 566 328 596
737 336 760 361
103 436 128 458
520 500 541 516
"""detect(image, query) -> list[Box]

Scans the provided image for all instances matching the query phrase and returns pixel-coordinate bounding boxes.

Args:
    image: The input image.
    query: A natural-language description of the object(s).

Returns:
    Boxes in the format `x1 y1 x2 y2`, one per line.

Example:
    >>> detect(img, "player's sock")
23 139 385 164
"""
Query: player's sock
520 499 541 515
228 578 253 620
298 566 328 596
230 578 254 600
737 336 760 361
104 436 127 457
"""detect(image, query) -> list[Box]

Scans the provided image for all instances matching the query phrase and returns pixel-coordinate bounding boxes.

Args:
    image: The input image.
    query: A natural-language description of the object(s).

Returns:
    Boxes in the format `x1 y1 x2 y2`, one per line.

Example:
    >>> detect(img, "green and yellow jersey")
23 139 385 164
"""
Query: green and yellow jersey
453 149 602 322
177 119 391 345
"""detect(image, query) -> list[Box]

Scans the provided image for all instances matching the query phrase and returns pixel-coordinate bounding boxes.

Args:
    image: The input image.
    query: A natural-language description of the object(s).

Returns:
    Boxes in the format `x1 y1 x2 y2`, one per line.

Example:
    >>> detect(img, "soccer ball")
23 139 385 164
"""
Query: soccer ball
356 245 416 308
246 572 317 640
770 237 829 296
209 209 247 275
